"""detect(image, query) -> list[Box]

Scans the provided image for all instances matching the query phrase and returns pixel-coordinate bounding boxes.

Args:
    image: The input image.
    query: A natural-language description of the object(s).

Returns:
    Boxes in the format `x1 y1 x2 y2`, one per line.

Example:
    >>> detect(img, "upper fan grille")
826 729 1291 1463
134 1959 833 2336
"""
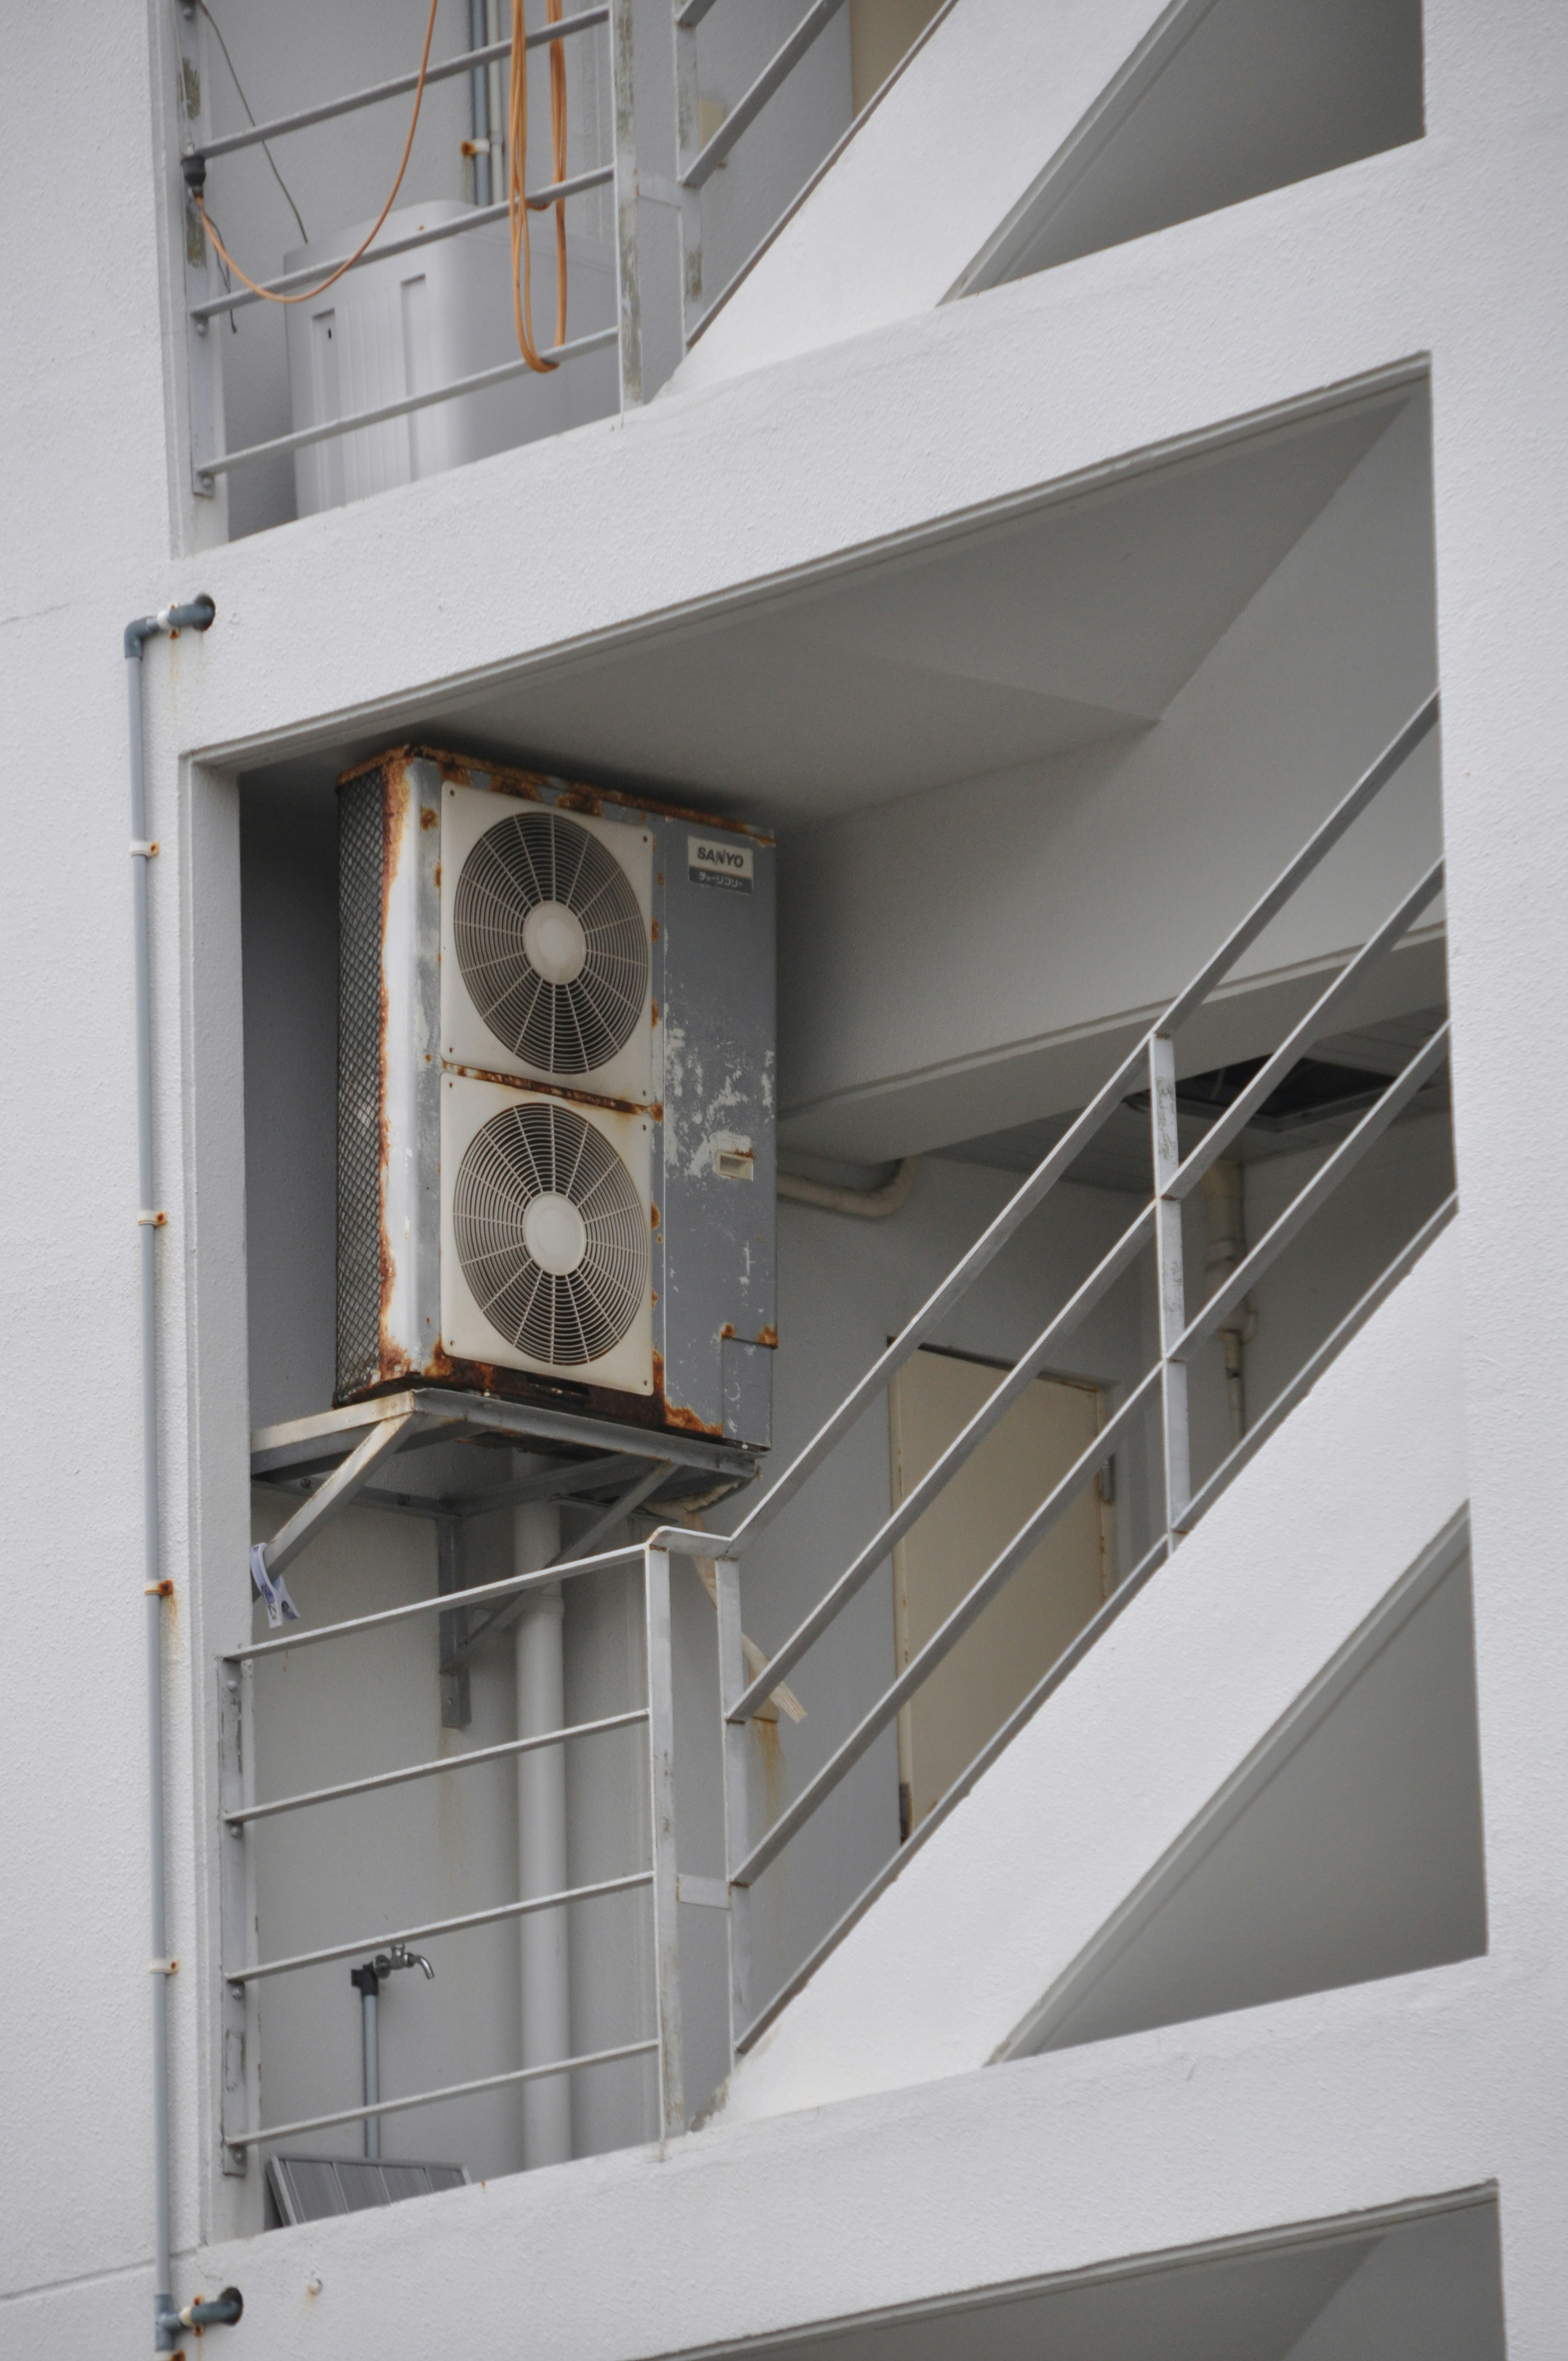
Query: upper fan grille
453 809 647 1076
451 1099 648 1368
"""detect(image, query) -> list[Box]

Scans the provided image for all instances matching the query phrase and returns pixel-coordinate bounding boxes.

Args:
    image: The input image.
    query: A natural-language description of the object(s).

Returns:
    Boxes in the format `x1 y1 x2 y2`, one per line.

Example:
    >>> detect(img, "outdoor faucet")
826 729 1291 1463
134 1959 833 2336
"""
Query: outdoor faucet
373 1942 436 1980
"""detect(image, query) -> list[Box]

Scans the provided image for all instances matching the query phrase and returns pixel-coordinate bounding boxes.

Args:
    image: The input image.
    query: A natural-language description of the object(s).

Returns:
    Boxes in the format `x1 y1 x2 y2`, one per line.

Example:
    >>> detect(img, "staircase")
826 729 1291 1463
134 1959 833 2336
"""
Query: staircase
650 692 1457 2100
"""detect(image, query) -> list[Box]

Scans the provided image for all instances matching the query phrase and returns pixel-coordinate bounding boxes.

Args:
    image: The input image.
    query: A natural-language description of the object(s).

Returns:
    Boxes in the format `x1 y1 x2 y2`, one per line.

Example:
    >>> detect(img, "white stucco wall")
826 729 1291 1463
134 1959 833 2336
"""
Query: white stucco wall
4 0 1568 2352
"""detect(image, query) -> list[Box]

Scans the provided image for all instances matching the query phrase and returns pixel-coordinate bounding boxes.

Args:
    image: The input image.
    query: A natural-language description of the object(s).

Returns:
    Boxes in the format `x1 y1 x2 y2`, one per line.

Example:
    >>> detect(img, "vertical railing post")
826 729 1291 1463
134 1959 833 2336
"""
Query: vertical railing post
670 5 703 350
715 1555 753 2059
1149 1033 1191 1539
608 0 644 408
172 0 223 502
643 1545 685 2137
216 1659 251 2174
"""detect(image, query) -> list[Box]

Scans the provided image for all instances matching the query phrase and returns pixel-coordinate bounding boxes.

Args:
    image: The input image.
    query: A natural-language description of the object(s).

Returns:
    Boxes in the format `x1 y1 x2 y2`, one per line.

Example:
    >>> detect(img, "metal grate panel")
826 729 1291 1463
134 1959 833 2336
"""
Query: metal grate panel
336 774 386 1397
267 2152 468 2226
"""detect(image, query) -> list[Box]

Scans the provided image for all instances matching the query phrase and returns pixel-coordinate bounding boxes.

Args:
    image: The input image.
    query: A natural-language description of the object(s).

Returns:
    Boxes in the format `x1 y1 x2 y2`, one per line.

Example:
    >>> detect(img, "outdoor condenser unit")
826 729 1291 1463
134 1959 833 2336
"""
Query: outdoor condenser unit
335 748 777 1448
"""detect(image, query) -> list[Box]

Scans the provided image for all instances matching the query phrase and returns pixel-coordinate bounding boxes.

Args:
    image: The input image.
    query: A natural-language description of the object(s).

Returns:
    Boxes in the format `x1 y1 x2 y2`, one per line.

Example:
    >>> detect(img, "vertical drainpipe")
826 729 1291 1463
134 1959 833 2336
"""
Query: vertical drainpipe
125 595 215 2354
514 1481 572 2167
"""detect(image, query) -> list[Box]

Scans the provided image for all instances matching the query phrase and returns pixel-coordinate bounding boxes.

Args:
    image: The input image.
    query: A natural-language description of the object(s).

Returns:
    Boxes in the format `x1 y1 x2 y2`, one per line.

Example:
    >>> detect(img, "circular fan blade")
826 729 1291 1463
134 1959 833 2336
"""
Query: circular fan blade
452 1099 647 1367
454 810 647 1076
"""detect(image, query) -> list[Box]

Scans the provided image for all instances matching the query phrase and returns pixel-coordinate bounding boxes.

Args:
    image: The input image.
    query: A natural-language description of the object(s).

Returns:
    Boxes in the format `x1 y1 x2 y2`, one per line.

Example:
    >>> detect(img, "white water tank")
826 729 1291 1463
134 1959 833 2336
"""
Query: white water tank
284 198 617 516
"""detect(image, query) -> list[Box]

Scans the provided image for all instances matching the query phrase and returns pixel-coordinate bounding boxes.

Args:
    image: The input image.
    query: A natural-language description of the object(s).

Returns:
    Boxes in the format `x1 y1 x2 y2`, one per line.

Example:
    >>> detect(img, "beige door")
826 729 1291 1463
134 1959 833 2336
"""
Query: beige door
889 1347 1109 1838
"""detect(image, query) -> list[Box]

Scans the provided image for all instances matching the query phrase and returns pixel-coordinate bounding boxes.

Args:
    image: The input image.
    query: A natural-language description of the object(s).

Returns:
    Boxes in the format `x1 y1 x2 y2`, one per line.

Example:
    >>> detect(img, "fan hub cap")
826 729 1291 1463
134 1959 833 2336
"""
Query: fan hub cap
521 899 588 987
522 1189 589 1277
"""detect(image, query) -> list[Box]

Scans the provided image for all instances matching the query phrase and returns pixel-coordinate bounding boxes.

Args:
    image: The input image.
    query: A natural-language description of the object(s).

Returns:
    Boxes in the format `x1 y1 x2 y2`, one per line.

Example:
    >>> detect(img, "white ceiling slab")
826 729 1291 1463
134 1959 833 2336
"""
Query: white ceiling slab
241 397 1397 827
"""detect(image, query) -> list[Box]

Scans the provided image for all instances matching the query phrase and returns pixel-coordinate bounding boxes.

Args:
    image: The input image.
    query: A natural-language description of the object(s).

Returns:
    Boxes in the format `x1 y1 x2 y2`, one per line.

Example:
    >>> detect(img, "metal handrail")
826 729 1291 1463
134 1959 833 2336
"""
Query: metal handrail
196 323 617 488
693 693 1441 1575
191 168 614 321
227 2037 657 2151
223 1707 649 1826
734 1189 1457 2054
226 1869 654 1984
192 9 609 164
651 692 1447 2057
224 1539 643 1664
218 1537 687 2161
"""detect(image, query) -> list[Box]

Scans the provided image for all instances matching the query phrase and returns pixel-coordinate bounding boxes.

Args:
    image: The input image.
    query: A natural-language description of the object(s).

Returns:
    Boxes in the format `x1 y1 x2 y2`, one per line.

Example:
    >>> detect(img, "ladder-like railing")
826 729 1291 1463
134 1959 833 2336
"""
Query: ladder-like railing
174 1 941 519
654 691 1454 2060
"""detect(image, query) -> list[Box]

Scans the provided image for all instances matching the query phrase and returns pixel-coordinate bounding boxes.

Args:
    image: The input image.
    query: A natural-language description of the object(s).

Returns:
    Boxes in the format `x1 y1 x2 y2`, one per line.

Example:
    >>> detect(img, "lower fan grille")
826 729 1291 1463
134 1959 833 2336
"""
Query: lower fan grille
452 1099 647 1368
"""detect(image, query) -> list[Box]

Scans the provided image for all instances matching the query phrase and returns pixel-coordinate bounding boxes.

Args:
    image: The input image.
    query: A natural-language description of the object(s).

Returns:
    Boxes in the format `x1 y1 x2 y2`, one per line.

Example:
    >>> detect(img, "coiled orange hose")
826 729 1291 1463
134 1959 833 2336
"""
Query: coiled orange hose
510 0 570 371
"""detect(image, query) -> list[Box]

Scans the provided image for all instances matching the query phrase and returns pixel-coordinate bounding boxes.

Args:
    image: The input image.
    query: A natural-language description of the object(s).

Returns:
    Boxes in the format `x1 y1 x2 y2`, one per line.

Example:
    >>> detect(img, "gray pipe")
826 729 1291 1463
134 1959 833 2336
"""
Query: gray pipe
125 597 216 2355
777 1156 920 1218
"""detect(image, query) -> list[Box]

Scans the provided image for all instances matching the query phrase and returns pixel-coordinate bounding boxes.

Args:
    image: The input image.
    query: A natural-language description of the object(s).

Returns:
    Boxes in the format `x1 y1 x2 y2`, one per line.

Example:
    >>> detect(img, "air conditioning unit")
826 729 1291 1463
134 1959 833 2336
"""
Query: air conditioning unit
335 748 777 1448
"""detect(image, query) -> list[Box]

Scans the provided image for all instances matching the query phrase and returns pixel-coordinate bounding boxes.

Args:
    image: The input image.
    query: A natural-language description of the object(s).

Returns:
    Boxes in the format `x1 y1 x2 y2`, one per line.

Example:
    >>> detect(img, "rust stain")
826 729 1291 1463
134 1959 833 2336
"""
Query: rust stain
650 918 660 943
441 1061 661 1121
719 1323 736 1341
752 1713 784 1810
651 1001 660 1029
651 1348 724 1437
343 1345 726 1441
757 1325 778 1350
419 804 439 831
336 741 774 845
650 1202 659 1229
376 764 413 1385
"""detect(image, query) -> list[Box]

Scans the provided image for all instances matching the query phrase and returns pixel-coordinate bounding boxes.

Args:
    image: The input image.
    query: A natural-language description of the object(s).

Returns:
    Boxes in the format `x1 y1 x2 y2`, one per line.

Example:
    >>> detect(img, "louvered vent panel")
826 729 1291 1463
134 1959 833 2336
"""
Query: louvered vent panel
453 809 647 1075
335 775 386 1396
451 1098 647 1366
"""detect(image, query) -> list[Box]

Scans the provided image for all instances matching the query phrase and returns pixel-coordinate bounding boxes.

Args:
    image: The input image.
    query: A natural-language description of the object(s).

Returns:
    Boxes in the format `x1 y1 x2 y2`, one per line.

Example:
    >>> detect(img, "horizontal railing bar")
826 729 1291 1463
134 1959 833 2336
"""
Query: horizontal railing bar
1175 1020 1450 1361
735 1530 1174 2054
682 0 849 190
723 1039 1150 1558
192 167 613 321
1178 1193 1458 1534
225 1541 644 1665
225 1708 649 1826
225 2036 655 2149
1169 857 1446 1201
1160 695 1439 1037
197 323 616 480
731 1369 1158 1888
226 1868 651 1983
728 1204 1156 1722
196 11 609 162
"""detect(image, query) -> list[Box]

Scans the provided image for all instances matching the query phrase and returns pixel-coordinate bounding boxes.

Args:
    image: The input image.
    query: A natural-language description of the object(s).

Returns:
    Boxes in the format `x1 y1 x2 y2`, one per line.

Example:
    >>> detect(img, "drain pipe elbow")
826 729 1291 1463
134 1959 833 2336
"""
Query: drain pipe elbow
159 2288 245 2337
126 595 215 2354
777 1157 920 1219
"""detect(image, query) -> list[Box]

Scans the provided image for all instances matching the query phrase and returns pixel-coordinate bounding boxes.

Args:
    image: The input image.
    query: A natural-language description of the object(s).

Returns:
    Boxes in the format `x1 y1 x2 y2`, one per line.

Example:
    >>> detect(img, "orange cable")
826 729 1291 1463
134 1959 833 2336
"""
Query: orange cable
509 0 570 372
193 0 441 305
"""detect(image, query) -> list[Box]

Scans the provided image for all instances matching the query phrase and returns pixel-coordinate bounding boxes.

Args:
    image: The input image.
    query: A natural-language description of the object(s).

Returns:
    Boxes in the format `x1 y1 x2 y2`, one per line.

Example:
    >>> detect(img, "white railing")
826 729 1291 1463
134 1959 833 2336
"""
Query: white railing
650 692 1454 2060
217 1537 686 2166
174 1 925 517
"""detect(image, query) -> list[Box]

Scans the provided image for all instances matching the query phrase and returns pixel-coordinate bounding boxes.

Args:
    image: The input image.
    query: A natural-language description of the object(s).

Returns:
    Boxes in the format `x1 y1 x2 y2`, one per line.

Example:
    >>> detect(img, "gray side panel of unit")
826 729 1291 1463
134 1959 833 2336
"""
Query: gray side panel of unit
660 826 777 1445
336 775 385 1398
721 1337 774 1450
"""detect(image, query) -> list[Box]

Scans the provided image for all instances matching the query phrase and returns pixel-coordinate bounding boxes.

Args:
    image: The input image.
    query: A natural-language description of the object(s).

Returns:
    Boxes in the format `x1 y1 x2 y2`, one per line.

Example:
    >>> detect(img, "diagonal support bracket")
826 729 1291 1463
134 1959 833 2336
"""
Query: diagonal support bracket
255 1412 431 1586
444 1460 675 1670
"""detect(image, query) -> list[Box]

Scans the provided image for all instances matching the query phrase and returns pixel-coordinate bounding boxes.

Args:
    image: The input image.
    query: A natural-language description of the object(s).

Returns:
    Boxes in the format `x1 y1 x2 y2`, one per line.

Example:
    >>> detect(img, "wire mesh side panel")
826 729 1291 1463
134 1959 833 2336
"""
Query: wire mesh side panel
336 771 386 1398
